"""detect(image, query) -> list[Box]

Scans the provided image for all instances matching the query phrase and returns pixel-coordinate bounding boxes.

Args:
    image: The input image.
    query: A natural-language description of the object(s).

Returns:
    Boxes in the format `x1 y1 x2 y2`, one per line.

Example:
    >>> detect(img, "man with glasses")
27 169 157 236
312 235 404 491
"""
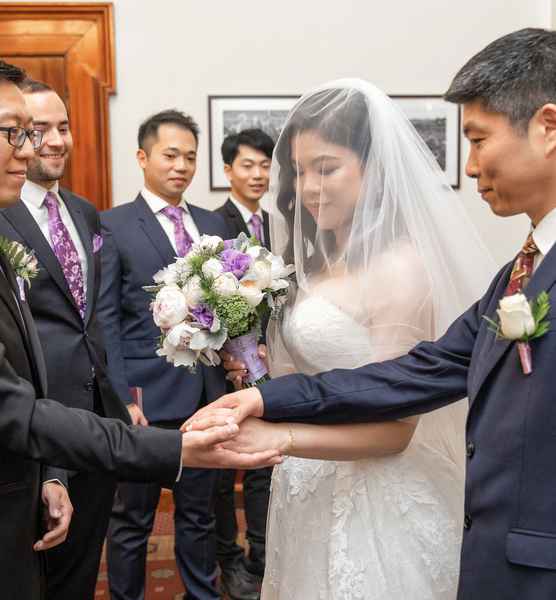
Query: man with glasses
0 78 133 600
0 60 281 600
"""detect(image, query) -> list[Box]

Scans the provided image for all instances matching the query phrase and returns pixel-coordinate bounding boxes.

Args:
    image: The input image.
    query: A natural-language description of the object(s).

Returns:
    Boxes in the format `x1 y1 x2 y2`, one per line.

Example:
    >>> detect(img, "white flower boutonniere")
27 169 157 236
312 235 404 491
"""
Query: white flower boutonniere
484 291 550 375
0 236 39 301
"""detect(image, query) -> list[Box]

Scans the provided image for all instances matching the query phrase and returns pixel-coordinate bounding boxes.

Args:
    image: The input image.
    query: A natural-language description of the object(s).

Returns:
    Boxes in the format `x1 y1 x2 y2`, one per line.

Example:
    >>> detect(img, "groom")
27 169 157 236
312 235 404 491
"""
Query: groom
193 28 556 599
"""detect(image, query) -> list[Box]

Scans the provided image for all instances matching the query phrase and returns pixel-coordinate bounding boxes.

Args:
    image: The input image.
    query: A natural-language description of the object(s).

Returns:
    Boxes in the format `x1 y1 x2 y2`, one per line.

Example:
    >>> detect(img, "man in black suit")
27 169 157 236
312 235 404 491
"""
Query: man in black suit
100 110 232 600
0 61 281 600
0 78 130 600
214 129 274 599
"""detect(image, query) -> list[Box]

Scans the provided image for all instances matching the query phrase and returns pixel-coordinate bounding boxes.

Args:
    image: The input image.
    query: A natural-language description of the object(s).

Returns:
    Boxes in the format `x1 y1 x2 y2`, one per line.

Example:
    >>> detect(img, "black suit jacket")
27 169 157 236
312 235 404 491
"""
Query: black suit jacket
0 250 181 600
0 189 129 424
214 198 271 251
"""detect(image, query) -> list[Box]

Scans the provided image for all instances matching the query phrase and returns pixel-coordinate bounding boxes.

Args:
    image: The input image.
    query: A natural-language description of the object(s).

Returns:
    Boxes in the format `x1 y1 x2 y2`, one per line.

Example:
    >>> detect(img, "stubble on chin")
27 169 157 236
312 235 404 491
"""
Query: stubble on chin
27 159 65 185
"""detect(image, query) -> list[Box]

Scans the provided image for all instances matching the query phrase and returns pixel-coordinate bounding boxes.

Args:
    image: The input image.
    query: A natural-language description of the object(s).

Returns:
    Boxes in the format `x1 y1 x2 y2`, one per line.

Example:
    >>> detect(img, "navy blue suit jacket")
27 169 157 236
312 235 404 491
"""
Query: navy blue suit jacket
260 243 556 599
99 194 229 423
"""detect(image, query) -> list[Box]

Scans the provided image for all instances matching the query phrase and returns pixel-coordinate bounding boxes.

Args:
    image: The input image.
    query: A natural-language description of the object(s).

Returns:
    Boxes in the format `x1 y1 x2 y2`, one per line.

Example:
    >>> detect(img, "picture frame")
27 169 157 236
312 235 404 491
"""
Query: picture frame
390 95 461 188
208 95 299 190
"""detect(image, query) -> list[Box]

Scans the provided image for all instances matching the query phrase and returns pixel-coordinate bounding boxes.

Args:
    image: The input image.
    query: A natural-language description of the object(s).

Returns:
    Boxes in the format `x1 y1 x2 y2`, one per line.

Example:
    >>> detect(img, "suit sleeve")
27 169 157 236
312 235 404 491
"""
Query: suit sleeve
0 342 181 482
260 289 488 424
96 220 133 405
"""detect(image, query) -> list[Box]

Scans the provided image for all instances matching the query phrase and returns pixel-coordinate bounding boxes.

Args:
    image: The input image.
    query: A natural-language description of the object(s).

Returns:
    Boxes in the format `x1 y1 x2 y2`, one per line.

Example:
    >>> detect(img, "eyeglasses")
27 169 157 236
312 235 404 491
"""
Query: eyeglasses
0 126 43 150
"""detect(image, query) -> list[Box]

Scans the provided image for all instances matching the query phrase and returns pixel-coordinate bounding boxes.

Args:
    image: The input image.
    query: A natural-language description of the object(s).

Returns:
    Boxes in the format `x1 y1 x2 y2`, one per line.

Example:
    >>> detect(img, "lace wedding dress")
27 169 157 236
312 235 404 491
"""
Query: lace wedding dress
261 294 464 600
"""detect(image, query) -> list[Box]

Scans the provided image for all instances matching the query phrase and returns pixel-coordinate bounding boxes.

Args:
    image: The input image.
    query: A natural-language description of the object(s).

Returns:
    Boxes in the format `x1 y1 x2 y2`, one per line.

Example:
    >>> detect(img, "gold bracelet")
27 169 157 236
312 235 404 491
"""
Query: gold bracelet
286 425 295 455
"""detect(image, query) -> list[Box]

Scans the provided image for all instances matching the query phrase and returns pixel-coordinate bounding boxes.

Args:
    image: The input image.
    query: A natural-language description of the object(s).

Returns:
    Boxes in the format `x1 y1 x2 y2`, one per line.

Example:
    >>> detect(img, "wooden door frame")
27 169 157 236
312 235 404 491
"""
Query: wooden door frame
0 3 116 209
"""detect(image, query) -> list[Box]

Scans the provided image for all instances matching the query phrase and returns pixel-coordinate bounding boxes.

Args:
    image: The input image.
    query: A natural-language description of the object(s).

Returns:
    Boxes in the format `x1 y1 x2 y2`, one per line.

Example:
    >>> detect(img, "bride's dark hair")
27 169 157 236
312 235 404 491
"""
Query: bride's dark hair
275 88 372 271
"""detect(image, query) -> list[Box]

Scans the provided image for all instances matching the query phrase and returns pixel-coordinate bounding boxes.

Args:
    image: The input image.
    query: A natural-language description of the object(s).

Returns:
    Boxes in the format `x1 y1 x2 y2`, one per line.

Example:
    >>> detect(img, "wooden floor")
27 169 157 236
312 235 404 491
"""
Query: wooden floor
95 486 246 599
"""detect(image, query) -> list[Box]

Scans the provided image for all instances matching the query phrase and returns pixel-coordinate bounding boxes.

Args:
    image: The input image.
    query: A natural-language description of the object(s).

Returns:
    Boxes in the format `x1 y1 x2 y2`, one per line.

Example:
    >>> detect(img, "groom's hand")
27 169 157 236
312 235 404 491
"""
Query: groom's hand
180 421 280 469
181 387 264 433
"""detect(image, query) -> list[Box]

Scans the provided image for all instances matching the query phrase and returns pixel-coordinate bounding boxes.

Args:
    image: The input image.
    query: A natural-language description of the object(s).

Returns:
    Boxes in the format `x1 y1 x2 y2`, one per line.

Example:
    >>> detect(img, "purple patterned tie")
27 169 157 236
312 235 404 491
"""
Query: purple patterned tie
161 205 193 257
43 191 86 318
249 213 263 243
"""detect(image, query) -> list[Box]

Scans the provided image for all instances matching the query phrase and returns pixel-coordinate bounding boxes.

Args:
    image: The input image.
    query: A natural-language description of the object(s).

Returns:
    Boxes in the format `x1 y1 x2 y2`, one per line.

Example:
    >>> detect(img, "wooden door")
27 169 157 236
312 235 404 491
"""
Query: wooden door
0 3 116 210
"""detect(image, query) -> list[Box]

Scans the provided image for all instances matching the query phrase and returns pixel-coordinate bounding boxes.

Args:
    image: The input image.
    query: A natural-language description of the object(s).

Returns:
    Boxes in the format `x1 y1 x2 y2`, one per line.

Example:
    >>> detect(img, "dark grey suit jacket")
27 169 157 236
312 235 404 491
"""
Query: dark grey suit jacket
214 198 270 250
0 250 181 600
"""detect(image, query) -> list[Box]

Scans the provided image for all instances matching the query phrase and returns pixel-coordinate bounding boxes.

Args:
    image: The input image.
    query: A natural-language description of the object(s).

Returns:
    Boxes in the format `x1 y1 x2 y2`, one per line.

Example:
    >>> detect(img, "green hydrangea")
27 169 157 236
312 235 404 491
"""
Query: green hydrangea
215 295 258 338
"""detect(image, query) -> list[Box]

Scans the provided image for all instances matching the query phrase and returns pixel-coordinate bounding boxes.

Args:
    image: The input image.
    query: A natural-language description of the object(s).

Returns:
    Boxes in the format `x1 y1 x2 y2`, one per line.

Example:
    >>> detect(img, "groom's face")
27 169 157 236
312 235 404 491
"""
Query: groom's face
463 100 554 224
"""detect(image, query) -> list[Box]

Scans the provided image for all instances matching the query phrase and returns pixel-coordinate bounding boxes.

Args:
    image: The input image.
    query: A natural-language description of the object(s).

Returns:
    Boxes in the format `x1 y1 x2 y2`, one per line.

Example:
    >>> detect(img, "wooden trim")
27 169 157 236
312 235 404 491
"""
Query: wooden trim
0 3 116 209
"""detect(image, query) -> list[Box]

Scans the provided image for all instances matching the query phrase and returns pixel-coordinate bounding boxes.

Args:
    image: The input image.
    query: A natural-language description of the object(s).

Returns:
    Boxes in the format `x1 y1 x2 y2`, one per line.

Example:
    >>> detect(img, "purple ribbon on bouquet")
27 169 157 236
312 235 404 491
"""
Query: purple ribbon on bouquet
224 329 268 385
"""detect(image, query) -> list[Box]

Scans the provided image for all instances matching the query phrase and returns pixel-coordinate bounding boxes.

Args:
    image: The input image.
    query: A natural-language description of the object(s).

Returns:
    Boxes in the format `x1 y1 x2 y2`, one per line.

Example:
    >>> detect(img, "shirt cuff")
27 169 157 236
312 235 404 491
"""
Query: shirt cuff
42 479 66 489
176 462 183 482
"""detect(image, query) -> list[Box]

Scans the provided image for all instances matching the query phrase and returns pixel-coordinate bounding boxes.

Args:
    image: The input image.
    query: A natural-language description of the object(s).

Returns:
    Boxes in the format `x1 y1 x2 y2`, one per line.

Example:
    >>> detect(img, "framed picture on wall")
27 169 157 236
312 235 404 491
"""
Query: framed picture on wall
208 95 299 190
391 95 461 188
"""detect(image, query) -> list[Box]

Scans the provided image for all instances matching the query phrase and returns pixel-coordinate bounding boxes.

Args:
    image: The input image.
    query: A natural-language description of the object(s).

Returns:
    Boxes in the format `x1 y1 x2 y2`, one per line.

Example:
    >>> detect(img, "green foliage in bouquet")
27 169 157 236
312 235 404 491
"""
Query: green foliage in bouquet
215 295 259 338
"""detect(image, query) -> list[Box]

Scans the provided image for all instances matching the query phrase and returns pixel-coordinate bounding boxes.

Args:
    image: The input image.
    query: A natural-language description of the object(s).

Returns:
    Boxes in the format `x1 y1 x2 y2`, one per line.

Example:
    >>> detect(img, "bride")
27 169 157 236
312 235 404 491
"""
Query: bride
207 79 496 598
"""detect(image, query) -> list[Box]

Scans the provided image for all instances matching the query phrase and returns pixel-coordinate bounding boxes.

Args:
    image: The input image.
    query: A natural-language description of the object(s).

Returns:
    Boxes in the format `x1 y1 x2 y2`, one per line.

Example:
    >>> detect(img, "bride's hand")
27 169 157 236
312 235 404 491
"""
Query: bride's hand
222 417 290 455
221 344 268 391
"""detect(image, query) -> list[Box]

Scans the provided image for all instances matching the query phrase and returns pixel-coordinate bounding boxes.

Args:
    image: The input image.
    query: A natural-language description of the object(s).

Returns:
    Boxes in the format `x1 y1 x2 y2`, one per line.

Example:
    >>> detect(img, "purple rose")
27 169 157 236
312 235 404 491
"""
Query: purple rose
220 248 252 279
190 304 215 329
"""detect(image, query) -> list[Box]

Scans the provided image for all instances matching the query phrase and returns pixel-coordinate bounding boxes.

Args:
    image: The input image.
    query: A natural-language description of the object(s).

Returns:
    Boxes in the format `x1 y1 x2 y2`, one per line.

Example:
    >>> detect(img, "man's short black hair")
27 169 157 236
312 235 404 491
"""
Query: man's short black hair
445 28 556 132
0 60 25 86
19 78 53 94
138 109 200 151
221 128 274 165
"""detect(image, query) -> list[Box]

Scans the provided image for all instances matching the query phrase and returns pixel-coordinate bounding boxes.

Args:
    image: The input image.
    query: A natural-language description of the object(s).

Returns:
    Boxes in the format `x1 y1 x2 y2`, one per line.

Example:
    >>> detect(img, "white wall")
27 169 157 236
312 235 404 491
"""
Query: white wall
3 0 551 265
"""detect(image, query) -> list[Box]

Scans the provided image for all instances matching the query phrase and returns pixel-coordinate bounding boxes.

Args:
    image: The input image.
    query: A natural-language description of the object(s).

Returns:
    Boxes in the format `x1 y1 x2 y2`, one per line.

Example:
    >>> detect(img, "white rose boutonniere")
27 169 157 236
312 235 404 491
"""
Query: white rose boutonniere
484 291 550 375
0 236 39 301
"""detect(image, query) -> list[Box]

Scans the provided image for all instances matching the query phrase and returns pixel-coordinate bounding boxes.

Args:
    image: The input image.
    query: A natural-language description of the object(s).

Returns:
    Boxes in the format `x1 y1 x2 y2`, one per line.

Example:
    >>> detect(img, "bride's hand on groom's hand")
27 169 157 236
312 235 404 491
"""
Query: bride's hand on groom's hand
221 344 267 391
222 417 290 456
181 387 265 433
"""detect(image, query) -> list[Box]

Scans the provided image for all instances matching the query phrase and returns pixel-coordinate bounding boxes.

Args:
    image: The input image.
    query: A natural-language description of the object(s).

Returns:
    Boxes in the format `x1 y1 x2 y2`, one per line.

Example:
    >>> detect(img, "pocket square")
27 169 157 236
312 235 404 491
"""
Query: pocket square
92 233 103 253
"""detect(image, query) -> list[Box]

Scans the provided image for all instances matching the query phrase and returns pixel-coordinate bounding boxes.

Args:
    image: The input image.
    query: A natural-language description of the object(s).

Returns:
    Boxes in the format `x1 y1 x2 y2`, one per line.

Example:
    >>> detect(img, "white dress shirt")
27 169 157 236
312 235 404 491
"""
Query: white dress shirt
531 207 556 273
141 187 200 251
21 179 88 294
229 194 264 244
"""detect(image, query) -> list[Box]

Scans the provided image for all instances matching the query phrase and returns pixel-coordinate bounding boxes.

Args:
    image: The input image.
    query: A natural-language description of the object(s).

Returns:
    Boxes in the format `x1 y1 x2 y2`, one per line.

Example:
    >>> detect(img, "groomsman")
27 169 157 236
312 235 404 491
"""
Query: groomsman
214 129 274 599
0 59 277 600
0 78 129 600
99 110 230 600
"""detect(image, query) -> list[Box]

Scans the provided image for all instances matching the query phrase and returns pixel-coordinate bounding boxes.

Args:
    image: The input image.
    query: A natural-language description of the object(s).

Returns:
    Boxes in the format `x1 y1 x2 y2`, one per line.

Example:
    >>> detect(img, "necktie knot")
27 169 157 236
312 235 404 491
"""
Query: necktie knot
43 191 59 212
521 232 539 256
505 233 540 296
161 205 185 224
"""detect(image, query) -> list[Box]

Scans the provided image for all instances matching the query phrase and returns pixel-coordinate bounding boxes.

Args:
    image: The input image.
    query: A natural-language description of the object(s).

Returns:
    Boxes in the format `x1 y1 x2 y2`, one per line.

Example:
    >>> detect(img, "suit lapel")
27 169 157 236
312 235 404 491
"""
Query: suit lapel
134 195 177 268
189 202 224 236
224 199 250 238
61 190 95 324
2 202 77 313
0 251 47 394
471 246 556 401
262 209 271 250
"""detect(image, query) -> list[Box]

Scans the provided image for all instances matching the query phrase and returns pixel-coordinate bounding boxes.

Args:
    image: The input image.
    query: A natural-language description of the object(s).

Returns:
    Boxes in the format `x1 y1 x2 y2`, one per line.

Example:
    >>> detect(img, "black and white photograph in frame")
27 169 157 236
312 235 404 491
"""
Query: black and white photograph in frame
208 95 299 190
391 96 461 188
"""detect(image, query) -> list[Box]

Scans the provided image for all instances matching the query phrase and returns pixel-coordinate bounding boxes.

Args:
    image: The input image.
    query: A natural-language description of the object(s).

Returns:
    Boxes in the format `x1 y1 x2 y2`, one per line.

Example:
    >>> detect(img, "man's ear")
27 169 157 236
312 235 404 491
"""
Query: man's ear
537 104 556 157
223 163 233 185
136 148 147 169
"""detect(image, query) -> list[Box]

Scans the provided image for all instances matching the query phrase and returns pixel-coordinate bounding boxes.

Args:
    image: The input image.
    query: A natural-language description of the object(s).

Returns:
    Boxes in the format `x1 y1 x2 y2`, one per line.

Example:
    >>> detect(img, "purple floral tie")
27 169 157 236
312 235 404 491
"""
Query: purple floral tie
161 205 193 257
249 213 263 243
43 191 86 318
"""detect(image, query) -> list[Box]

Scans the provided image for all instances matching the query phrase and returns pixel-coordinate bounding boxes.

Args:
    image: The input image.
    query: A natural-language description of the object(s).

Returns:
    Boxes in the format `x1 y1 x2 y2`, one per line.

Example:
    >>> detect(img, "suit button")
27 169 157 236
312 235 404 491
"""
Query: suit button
84 380 95 392
464 514 472 530
466 442 475 458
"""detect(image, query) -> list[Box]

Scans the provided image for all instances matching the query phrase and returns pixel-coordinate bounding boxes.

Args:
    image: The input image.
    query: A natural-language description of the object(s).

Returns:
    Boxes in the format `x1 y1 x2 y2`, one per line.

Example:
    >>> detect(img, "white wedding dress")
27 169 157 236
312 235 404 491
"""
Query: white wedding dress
261 294 464 600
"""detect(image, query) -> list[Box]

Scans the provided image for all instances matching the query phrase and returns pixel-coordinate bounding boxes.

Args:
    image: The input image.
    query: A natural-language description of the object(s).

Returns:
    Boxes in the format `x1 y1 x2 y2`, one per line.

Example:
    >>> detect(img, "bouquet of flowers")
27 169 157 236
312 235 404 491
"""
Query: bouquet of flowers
145 233 294 385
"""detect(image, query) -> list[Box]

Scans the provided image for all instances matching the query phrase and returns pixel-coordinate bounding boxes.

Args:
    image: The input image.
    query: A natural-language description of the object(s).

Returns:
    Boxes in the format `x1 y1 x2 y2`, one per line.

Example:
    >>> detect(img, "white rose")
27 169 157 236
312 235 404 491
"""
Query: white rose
497 293 536 339
246 245 263 260
152 285 188 329
197 235 223 252
184 275 204 307
158 322 198 367
153 264 178 285
248 260 272 290
238 282 265 307
213 272 239 296
202 258 224 279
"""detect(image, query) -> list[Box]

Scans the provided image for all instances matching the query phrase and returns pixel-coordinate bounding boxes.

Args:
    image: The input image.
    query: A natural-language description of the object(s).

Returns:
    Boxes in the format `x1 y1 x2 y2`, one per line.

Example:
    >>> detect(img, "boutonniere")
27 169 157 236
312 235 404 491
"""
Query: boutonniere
483 291 550 375
92 233 103 254
0 236 39 301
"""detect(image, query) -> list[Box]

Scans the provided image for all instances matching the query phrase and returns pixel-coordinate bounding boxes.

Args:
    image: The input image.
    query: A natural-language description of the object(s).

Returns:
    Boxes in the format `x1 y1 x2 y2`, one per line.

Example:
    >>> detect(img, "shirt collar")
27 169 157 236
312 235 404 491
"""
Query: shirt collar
531 207 556 258
141 187 188 215
229 194 263 224
21 179 60 209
